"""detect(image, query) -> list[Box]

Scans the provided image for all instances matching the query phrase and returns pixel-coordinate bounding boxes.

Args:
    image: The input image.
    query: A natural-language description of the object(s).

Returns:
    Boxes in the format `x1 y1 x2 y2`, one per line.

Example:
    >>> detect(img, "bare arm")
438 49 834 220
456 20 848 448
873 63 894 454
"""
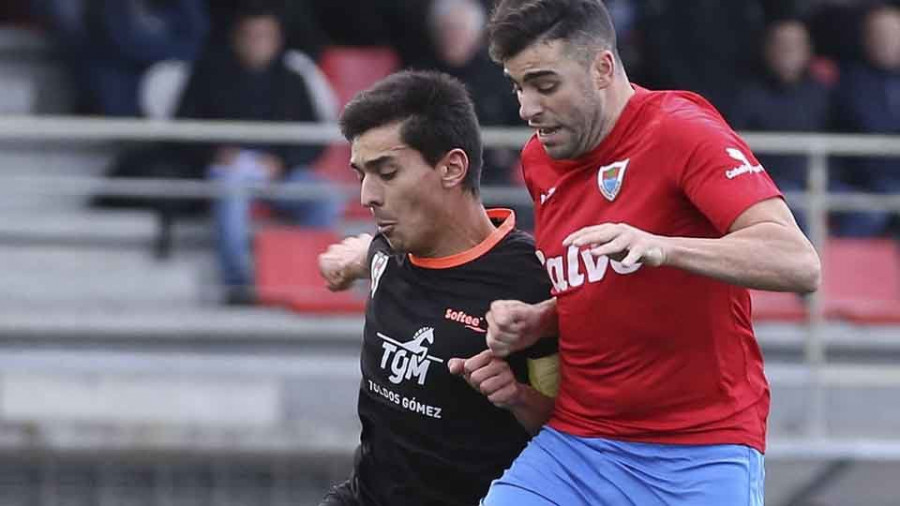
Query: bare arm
664 198 821 292
448 350 555 434
564 198 821 293
317 233 373 291
507 385 556 435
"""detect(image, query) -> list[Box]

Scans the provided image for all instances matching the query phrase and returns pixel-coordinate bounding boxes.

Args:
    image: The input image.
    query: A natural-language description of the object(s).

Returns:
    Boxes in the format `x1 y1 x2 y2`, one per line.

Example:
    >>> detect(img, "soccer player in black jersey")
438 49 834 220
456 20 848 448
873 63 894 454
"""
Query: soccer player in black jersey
316 70 559 506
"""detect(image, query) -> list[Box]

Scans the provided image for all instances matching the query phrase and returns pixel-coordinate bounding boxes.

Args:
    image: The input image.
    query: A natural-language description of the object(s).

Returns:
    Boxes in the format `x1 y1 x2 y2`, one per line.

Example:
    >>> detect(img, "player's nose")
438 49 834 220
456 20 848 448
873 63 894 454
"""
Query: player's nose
518 91 543 122
360 174 383 209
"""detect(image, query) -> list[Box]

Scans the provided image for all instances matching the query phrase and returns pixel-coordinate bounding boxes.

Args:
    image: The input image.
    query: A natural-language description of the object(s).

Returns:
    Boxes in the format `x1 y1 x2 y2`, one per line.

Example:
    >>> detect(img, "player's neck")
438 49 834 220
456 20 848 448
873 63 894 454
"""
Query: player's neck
590 77 635 152
423 198 496 259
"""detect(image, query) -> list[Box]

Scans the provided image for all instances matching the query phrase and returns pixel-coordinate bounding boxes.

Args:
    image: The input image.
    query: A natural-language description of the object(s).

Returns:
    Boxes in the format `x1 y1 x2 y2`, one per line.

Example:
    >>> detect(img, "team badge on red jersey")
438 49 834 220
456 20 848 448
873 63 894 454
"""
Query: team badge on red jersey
598 159 629 201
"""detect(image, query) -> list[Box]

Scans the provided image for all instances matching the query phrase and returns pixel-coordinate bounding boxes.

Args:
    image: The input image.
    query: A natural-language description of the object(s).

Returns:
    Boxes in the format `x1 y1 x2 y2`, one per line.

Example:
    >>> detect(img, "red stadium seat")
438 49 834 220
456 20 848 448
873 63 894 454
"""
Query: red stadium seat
751 239 900 324
318 46 401 108
823 238 900 324
314 46 401 220
255 227 366 313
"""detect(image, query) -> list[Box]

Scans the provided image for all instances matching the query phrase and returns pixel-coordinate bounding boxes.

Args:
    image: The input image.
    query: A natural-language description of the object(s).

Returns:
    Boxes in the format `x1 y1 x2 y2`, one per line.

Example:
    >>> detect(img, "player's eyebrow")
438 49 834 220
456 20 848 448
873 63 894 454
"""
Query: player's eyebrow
350 154 395 173
522 70 558 83
504 69 559 88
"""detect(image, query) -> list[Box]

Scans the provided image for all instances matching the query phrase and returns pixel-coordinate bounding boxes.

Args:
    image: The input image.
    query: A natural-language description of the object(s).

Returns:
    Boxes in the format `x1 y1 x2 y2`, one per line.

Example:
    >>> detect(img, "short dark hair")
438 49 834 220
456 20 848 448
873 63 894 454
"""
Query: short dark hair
488 0 618 64
339 70 484 195
235 0 283 24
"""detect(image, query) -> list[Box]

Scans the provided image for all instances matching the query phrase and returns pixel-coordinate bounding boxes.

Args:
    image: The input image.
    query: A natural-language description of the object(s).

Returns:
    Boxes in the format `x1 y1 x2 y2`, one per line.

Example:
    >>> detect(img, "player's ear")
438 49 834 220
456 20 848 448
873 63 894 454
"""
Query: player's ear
591 49 616 90
439 148 469 190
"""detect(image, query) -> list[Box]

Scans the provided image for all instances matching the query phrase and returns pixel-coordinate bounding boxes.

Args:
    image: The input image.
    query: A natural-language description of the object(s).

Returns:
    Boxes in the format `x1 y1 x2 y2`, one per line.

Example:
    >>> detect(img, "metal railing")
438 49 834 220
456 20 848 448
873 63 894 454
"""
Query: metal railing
0 116 899 453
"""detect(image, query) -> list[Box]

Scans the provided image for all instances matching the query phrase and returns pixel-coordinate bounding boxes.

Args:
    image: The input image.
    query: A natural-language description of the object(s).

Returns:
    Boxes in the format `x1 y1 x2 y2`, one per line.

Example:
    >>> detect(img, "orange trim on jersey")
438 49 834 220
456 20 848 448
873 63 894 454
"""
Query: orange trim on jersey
409 208 516 269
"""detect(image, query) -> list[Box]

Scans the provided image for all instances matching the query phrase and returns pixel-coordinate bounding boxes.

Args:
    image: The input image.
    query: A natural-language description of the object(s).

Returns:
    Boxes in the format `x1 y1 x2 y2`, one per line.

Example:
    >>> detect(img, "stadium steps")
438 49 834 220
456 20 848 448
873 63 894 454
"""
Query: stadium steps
0 209 159 247
0 307 362 343
0 347 362 458
0 141 117 213
0 243 205 309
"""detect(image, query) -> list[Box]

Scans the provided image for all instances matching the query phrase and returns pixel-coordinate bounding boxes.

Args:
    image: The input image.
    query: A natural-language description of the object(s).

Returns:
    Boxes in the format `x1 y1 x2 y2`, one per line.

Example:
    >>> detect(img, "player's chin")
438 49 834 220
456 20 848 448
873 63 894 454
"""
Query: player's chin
382 230 403 252
541 139 576 160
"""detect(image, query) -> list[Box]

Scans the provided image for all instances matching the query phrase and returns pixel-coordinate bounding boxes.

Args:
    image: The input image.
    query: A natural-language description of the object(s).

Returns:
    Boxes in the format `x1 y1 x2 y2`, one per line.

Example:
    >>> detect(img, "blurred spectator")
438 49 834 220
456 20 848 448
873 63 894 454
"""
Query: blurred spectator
427 0 521 185
207 0 326 60
637 0 770 118
32 0 208 116
807 1 868 63
731 19 833 229
832 3 900 236
176 3 341 304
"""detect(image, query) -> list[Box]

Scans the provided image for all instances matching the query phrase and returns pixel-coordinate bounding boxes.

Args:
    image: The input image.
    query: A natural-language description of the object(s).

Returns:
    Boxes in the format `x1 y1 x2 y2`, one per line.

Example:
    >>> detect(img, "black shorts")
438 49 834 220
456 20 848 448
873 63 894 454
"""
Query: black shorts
319 447 365 506
319 477 363 506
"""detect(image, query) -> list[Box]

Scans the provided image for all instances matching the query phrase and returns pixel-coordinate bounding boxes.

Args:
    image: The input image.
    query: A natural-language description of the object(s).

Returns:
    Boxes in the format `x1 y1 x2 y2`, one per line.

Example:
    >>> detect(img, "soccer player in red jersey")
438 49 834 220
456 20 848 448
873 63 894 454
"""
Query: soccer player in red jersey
479 1 822 504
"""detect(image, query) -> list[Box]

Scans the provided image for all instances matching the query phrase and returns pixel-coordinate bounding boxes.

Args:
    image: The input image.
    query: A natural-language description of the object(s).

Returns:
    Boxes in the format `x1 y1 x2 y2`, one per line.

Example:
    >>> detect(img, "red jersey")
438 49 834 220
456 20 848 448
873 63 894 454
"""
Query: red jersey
521 86 780 452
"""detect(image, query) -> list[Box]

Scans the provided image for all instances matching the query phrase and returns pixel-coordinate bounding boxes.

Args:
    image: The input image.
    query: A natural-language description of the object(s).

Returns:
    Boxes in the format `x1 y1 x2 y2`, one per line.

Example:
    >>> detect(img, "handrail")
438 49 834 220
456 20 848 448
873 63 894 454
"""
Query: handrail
1 116 899 156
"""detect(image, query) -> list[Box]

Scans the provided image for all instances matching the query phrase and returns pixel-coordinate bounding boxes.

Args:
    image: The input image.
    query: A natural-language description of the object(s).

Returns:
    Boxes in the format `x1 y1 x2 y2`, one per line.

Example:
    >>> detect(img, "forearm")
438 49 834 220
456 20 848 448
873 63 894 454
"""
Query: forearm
509 385 555 435
664 222 820 293
319 234 373 291
534 298 559 337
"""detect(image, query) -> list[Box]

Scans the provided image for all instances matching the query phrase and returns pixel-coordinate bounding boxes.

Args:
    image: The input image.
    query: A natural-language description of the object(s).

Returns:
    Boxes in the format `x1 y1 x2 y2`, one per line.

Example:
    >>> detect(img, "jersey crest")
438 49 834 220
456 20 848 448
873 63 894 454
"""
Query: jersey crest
598 159 629 201
370 251 389 296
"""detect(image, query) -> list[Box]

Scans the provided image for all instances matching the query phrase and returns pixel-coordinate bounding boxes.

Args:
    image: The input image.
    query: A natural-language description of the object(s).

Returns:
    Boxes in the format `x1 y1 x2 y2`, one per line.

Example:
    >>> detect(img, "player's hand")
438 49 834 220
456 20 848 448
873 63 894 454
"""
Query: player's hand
486 300 545 358
317 233 373 291
563 223 668 268
448 349 523 409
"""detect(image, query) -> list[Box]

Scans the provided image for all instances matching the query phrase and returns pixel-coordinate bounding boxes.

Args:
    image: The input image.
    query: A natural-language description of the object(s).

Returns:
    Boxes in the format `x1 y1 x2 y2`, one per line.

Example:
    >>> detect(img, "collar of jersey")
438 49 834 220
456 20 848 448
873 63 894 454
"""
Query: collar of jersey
408 208 516 269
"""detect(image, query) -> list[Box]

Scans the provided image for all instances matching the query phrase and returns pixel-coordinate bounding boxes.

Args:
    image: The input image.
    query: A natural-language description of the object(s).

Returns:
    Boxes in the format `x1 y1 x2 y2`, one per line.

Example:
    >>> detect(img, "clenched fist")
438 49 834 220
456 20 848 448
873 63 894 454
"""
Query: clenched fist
318 233 373 291
486 299 551 358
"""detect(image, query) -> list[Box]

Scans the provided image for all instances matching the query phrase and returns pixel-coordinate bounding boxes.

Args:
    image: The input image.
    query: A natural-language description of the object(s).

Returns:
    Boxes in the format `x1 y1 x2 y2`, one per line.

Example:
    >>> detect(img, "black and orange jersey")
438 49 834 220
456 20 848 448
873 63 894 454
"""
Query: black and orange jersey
352 209 556 506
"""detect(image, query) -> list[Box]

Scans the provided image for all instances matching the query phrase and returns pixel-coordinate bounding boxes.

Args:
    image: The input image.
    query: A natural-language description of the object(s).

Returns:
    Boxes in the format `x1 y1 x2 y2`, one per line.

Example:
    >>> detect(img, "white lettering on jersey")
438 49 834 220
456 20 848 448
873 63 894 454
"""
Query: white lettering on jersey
370 251 389 297
537 246 641 293
567 245 585 288
377 327 443 386
724 147 765 180
544 255 568 292
367 379 443 419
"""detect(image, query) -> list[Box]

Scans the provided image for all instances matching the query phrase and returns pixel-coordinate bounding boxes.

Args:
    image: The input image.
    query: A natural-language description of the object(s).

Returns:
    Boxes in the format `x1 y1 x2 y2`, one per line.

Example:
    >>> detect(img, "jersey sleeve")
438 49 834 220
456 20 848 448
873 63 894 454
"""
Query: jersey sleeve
673 116 783 234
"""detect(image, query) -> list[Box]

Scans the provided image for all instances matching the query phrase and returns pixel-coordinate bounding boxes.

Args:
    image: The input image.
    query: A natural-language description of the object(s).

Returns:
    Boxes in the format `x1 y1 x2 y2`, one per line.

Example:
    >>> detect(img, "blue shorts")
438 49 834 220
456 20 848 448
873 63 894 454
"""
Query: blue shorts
482 427 765 506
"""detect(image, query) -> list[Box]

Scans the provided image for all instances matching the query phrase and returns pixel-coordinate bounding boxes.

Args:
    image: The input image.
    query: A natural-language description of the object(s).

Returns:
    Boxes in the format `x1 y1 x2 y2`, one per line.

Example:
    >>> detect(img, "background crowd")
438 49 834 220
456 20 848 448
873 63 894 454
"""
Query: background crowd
1 0 898 300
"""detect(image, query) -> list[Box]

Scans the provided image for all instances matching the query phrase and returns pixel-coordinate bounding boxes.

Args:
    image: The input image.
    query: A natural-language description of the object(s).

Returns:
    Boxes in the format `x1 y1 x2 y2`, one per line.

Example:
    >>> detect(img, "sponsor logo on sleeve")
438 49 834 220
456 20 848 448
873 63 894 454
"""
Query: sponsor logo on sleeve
724 147 765 179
